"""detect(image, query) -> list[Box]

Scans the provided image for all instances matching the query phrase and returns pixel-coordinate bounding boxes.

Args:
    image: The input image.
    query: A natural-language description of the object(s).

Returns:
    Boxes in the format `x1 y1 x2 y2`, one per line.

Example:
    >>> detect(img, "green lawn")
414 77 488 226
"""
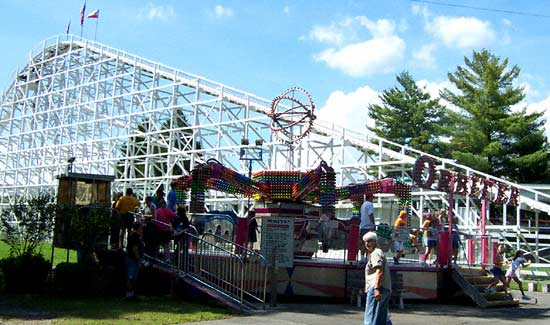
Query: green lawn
0 241 232 324
0 240 77 265
0 295 231 324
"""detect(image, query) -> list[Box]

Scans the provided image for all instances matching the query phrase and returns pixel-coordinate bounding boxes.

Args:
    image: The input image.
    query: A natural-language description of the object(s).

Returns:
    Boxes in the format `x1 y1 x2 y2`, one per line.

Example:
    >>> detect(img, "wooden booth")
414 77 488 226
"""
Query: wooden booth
54 173 115 253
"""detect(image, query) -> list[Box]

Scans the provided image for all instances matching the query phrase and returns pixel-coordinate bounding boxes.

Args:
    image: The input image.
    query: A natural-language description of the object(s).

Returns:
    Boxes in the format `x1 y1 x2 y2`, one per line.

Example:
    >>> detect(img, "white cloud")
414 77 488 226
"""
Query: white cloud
425 16 496 48
521 82 539 99
309 25 346 46
137 3 175 21
413 43 437 68
310 17 406 77
411 3 430 21
416 79 453 98
317 86 381 131
416 79 458 111
398 18 409 33
315 37 405 77
520 96 550 139
214 5 234 18
283 6 290 15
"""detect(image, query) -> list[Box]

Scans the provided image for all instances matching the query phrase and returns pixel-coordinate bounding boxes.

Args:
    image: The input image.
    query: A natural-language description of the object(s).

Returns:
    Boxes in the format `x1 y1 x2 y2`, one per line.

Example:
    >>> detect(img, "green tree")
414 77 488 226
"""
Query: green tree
0 193 55 257
116 110 201 180
441 49 549 182
368 71 452 156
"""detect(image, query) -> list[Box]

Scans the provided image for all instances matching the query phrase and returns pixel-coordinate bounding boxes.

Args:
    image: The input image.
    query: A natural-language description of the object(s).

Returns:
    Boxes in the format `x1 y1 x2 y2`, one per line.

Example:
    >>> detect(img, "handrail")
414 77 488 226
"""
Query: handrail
177 231 267 309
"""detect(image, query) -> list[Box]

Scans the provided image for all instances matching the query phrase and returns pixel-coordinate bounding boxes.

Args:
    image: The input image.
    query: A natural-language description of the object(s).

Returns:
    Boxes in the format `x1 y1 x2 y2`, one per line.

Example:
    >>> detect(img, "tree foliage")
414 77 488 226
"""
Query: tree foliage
441 49 549 182
116 110 201 180
368 71 452 156
0 193 55 258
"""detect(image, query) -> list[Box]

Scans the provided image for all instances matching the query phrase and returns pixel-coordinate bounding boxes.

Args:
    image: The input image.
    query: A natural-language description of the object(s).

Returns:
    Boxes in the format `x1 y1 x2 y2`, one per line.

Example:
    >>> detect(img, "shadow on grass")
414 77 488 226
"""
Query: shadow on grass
0 294 232 324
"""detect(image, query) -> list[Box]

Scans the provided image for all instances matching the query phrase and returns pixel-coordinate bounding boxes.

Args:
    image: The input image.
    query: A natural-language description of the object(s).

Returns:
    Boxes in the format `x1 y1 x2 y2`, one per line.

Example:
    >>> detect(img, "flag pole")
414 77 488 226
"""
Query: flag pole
94 18 98 41
80 1 86 38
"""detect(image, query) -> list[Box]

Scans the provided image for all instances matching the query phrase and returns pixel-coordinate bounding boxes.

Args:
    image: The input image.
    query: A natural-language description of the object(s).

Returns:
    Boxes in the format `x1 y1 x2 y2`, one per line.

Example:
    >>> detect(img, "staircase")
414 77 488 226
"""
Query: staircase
452 267 519 308
144 230 268 314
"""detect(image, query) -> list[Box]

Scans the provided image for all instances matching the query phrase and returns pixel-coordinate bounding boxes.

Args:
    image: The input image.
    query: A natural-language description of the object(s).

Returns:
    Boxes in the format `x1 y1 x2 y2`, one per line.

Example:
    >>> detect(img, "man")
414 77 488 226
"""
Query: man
167 182 177 212
363 231 392 325
359 195 376 261
126 221 144 300
115 188 140 249
393 210 408 264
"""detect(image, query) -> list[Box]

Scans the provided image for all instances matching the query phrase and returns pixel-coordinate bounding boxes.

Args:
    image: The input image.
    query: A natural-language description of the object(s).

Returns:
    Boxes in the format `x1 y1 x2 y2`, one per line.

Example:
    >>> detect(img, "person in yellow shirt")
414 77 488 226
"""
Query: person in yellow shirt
393 210 407 264
421 212 437 265
115 188 140 249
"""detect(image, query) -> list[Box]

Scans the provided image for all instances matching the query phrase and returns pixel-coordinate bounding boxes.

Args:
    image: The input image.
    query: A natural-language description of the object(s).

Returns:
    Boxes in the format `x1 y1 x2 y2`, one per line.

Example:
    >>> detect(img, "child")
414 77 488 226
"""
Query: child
393 210 408 264
420 212 437 265
505 250 532 299
485 244 508 294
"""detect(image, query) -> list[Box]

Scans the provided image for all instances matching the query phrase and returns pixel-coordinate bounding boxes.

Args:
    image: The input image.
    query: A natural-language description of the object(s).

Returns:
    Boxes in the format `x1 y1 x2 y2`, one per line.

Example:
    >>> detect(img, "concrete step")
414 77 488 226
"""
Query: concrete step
463 275 494 284
485 298 520 308
472 284 505 292
480 291 509 300
457 267 487 277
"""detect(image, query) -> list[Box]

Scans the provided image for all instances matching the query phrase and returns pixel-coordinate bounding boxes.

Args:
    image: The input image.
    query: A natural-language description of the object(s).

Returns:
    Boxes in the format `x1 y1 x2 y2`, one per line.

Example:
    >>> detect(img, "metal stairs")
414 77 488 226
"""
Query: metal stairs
452 266 519 308
142 232 268 314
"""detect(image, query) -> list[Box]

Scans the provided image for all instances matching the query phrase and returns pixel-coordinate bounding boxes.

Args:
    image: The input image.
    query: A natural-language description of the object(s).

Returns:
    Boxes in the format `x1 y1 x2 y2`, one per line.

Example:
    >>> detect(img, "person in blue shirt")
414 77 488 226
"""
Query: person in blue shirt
167 182 177 212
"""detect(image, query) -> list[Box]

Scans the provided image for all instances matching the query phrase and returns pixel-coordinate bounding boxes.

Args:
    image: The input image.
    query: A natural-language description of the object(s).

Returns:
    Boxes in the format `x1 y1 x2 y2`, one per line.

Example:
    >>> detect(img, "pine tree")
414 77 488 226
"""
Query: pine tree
368 71 452 156
441 49 549 182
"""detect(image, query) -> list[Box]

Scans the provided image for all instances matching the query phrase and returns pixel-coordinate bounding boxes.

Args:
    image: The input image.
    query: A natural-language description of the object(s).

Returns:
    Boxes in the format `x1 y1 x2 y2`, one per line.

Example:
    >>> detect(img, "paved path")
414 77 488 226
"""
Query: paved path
185 292 550 325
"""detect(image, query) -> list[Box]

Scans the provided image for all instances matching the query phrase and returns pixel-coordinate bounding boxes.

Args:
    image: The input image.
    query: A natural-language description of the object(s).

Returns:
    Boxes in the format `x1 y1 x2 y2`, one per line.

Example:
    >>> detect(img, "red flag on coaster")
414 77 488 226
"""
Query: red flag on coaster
80 1 86 26
87 9 99 19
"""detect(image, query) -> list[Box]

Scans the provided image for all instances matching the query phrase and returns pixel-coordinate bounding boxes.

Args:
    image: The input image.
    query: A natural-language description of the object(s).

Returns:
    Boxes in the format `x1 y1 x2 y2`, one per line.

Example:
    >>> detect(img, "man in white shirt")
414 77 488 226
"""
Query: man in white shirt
359 195 376 261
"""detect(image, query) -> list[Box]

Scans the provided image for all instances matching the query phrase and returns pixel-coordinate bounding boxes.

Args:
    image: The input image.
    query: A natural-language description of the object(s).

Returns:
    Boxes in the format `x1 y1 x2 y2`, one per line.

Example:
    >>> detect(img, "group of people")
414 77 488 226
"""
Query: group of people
419 209 461 265
109 184 189 300
359 198 533 324
359 197 460 266
110 183 184 251
486 245 532 300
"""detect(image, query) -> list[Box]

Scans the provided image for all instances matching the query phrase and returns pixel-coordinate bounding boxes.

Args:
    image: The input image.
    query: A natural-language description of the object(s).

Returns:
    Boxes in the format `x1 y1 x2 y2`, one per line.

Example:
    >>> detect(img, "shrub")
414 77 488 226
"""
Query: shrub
0 254 51 293
0 193 55 258
54 261 125 297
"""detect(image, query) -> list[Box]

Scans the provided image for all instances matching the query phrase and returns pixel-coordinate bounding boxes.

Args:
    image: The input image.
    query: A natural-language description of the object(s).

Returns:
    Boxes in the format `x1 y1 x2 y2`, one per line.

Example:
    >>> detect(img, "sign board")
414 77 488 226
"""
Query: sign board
261 217 295 268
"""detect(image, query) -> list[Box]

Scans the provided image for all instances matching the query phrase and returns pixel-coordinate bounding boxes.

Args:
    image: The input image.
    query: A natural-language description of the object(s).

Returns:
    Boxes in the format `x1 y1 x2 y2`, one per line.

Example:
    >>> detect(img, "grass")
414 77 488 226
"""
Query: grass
0 295 232 324
0 241 232 324
0 240 77 265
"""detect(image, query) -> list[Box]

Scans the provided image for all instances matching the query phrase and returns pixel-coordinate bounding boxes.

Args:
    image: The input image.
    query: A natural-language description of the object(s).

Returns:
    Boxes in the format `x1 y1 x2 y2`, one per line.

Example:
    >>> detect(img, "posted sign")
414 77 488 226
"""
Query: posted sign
261 217 294 268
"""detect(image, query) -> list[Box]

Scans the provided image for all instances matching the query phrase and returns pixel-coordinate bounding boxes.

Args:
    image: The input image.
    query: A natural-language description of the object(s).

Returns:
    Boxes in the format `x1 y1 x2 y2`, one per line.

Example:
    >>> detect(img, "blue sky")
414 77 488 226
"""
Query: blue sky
1 0 549 135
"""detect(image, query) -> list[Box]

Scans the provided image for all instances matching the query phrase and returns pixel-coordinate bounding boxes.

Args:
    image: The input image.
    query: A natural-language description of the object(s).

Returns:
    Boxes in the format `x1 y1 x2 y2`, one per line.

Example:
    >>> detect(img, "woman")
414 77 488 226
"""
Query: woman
363 231 392 325
142 196 156 219
155 200 176 262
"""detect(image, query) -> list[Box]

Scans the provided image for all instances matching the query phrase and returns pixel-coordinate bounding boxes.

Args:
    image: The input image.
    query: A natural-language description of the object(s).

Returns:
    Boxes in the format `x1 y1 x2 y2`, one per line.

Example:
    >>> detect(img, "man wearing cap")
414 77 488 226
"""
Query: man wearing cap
363 231 392 325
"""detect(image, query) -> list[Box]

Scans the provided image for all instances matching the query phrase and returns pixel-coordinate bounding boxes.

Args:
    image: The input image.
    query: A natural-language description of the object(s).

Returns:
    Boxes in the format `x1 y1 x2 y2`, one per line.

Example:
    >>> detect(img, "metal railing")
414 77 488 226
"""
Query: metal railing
175 231 268 308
